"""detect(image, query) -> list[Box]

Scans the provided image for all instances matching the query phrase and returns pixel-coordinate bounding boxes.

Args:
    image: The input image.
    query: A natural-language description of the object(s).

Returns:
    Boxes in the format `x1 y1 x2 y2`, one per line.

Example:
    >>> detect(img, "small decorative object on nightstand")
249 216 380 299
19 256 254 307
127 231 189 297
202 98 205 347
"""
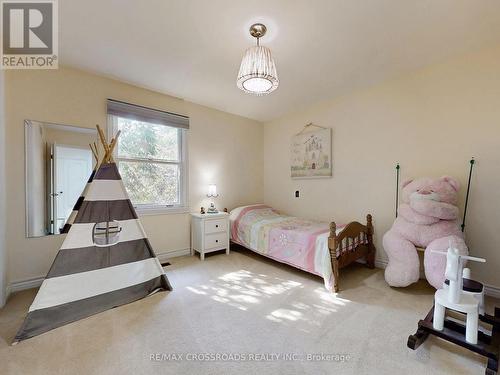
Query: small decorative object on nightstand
206 184 219 214
190 212 230 260
207 203 218 214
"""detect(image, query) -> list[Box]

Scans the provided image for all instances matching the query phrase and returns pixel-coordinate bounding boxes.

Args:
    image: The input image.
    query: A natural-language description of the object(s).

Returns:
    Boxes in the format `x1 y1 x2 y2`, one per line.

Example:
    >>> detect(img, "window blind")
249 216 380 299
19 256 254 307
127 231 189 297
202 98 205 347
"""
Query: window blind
107 99 189 129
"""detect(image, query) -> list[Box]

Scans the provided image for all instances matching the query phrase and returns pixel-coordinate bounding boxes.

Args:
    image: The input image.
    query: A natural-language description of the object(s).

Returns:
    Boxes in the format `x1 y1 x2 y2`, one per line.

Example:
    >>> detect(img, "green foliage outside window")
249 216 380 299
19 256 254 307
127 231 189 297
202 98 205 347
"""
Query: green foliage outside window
116 118 181 206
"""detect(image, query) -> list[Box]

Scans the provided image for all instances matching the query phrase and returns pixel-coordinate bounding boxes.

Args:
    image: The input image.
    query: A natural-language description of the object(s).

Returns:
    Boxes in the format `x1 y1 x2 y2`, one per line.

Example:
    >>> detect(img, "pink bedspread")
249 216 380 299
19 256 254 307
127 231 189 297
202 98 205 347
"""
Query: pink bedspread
230 205 348 291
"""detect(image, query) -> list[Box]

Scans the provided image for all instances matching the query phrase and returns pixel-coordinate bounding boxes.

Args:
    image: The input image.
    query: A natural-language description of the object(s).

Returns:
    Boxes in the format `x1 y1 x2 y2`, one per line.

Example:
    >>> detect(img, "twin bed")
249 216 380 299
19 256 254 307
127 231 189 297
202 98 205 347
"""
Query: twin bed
228 205 376 292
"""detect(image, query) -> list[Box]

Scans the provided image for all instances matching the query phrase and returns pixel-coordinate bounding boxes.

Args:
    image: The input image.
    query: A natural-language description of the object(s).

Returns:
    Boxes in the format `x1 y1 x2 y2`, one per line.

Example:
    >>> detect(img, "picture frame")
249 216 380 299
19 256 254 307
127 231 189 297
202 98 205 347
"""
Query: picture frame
290 127 332 179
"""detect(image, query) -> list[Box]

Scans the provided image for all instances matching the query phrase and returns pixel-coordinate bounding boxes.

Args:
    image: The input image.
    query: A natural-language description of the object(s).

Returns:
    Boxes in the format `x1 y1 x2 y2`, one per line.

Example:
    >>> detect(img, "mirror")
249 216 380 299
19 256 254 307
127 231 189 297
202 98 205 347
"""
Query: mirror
25 120 98 237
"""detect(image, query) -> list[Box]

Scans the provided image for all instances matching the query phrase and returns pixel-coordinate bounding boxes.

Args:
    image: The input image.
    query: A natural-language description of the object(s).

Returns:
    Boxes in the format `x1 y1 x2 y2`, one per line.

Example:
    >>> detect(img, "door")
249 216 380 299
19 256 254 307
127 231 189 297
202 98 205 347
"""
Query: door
54 145 93 233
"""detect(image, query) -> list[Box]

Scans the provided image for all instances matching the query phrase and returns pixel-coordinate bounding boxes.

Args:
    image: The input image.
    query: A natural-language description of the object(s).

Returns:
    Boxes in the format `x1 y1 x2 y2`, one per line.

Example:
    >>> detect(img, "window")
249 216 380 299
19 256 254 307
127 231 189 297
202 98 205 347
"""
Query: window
107 99 189 214
93 221 122 247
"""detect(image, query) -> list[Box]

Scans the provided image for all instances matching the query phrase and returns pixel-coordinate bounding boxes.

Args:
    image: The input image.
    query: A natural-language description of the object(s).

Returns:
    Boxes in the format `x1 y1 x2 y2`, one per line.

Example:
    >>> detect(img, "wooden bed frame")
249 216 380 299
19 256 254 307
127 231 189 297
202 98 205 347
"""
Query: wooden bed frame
328 214 376 292
227 207 375 293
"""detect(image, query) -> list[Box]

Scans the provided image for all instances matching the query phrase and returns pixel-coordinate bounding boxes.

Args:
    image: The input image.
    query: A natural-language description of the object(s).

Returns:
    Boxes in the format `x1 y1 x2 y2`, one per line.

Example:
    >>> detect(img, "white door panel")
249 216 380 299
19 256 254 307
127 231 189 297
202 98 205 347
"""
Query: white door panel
55 145 92 233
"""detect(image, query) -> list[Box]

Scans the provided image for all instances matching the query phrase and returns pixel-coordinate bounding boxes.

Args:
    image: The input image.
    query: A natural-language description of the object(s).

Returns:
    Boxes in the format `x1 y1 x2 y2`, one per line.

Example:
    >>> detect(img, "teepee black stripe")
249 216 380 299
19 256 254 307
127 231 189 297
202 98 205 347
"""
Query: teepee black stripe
60 223 72 234
73 196 85 211
45 239 155 278
14 275 170 342
87 169 96 183
94 163 121 180
73 200 137 223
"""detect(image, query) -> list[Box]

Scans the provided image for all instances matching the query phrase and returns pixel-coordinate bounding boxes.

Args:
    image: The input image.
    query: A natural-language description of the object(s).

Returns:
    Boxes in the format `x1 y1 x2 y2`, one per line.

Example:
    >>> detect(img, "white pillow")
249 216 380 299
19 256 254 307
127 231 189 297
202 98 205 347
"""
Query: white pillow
229 204 267 222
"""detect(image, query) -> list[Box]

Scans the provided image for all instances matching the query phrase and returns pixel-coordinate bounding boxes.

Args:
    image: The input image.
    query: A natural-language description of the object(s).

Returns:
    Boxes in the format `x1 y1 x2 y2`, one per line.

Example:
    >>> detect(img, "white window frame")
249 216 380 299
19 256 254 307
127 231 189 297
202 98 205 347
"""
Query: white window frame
108 114 189 215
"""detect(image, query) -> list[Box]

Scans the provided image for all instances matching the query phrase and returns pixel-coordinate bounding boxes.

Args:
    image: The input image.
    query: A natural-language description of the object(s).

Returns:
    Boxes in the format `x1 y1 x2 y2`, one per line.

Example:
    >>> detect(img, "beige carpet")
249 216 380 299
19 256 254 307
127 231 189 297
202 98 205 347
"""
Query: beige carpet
0 249 495 374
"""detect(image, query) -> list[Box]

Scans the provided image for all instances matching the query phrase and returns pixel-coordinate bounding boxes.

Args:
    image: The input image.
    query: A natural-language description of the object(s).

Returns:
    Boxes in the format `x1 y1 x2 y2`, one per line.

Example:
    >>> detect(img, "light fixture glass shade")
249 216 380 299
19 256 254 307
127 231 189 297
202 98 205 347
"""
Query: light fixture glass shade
237 46 279 95
207 184 218 197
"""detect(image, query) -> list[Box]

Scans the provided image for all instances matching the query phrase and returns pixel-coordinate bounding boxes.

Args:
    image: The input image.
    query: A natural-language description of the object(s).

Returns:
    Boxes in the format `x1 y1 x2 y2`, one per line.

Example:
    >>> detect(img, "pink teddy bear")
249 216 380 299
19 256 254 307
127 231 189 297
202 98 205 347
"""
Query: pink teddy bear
383 176 468 289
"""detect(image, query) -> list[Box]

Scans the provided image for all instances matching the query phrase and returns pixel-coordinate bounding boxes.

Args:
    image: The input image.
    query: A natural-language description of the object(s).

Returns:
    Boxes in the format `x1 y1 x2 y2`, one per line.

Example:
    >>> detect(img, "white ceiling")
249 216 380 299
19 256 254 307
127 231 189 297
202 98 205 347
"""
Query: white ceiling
60 1 500 122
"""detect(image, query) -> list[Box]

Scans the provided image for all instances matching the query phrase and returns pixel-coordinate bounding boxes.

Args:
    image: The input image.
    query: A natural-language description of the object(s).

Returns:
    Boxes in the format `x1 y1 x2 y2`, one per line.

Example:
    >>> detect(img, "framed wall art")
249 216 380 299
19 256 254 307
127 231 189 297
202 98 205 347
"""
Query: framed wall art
290 125 332 179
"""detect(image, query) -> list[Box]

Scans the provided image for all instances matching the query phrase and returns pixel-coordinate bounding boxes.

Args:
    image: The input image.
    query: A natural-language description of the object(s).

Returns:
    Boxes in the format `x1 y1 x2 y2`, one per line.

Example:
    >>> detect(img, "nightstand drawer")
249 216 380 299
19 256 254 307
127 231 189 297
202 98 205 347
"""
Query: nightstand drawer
204 219 226 234
205 232 227 249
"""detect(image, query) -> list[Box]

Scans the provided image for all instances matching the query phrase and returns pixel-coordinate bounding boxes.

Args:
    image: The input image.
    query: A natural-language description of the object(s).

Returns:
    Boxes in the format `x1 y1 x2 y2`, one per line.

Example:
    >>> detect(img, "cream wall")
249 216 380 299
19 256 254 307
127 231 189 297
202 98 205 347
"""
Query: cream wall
5 66 263 284
263 45 500 288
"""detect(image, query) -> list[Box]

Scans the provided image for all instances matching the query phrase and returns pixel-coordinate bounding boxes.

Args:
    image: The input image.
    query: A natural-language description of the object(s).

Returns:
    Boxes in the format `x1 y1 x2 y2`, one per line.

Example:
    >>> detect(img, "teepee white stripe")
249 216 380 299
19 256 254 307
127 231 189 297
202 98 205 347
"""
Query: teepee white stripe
81 182 91 195
29 258 164 312
66 210 78 225
60 219 146 250
85 180 128 201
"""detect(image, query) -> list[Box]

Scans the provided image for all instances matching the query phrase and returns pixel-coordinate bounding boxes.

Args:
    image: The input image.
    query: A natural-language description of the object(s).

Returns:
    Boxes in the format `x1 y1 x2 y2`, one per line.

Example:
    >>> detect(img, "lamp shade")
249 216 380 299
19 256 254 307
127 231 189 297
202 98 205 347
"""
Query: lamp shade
207 184 218 197
237 45 279 96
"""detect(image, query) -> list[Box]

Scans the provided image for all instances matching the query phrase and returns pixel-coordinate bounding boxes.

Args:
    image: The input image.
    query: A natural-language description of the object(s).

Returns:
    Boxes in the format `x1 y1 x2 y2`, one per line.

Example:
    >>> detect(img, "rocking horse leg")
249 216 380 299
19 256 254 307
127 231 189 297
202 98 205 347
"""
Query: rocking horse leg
486 357 498 375
433 302 445 331
466 311 479 344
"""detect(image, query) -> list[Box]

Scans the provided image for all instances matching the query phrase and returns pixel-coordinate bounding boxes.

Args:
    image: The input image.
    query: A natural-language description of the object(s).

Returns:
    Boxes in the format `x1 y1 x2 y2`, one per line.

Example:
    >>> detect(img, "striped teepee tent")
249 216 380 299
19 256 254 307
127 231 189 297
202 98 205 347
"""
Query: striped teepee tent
14 126 171 343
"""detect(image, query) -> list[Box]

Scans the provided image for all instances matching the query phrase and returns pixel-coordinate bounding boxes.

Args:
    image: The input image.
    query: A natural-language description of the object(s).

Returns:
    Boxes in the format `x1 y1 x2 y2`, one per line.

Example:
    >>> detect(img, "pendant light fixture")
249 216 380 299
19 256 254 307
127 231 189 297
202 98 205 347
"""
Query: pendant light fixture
237 23 279 95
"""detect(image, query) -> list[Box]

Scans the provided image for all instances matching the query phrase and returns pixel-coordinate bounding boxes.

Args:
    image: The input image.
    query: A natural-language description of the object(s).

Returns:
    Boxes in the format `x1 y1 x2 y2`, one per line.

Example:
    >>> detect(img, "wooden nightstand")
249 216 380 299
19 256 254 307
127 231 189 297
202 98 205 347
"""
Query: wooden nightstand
190 212 230 260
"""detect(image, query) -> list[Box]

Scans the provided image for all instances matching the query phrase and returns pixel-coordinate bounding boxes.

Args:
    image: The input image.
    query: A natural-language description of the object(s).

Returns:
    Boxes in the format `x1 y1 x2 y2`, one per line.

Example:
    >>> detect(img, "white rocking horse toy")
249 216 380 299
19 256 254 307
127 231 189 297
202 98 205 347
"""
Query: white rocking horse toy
432 243 485 344
408 242 500 375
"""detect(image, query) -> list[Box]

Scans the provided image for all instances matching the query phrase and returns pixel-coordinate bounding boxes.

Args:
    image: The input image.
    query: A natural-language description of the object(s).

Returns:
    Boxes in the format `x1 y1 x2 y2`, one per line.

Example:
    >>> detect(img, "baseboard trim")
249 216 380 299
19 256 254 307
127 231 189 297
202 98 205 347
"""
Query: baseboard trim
6 248 191 295
374 258 388 269
9 276 44 294
156 248 190 262
484 284 500 299
1 286 9 308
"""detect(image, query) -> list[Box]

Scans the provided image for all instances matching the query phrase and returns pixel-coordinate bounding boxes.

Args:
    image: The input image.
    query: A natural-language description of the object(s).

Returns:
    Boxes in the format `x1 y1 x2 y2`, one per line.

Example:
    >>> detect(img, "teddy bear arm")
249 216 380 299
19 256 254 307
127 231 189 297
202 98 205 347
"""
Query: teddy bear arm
398 204 440 225
410 200 459 220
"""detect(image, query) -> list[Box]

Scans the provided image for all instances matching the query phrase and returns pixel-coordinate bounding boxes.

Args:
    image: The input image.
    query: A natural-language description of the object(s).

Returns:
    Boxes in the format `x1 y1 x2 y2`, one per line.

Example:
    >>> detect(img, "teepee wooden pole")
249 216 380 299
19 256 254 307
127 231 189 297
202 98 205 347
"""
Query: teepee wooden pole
96 125 110 157
102 130 121 163
95 124 122 164
89 143 95 158
107 131 121 163
108 130 120 156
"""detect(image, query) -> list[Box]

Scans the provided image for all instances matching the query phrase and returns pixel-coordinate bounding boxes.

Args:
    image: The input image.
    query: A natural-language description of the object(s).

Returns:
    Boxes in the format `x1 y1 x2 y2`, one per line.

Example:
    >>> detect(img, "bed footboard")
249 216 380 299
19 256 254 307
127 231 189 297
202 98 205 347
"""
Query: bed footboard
328 214 376 292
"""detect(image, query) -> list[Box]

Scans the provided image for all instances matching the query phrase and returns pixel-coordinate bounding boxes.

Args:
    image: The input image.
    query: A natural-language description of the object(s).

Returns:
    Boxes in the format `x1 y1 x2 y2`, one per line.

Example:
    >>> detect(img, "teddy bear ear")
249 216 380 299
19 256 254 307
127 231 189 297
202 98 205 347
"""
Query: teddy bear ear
441 176 460 191
402 178 413 188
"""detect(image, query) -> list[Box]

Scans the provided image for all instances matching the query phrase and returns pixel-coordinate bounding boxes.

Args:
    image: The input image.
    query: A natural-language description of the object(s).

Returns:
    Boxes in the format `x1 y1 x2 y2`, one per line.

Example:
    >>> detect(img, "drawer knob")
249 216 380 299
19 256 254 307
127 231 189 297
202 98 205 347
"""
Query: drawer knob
216 240 219 243
216 225 219 228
